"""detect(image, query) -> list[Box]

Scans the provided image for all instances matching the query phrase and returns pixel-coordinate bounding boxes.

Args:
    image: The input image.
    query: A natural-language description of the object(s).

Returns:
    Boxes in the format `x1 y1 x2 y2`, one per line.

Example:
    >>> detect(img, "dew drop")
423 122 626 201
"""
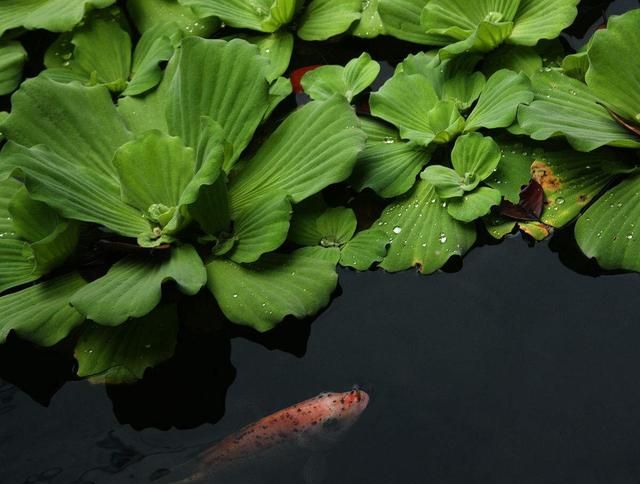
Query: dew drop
393 226 402 234
556 197 565 205
438 233 447 244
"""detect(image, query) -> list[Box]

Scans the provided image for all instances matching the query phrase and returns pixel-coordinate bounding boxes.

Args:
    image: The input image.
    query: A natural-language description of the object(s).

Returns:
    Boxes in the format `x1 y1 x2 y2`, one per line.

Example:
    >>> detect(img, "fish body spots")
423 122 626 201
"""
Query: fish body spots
199 389 369 467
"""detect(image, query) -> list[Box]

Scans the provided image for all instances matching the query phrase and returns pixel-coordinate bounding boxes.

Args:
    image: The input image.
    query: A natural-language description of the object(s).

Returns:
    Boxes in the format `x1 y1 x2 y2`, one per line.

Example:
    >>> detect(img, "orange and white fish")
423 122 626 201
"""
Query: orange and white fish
162 388 370 484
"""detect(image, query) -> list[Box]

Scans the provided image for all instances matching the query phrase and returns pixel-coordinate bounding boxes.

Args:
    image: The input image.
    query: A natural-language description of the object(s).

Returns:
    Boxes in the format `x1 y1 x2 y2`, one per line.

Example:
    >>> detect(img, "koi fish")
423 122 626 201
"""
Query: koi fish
290 65 322 94
162 388 369 484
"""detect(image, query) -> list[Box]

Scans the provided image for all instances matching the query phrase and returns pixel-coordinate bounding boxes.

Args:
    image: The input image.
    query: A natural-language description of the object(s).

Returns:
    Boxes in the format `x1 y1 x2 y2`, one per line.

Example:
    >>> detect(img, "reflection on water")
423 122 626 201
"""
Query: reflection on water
3 1 640 483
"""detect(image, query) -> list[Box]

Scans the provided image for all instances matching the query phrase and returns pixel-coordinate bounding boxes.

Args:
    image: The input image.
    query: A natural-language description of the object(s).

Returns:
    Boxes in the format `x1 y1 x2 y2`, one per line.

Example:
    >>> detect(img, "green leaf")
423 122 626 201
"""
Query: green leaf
123 23 175 96
297 245 342 264
316 207 358 246
486 138 535 203
0 41 27 96
378 0 449 45
562 51 589 81
398 53 485 111
517 70 640 151
352 134 430 198
425 100 466 145
264 76 293 122
166 37 272 168
229 97 365 212
301 53 380 103
585 9 640 123
71 244 206 325
67 14 131 92
2 77 132 179
206 249 339 332
117 59 174 135
440 21 515 59
188 177 231 237
422 0 520 34
451 132 502 184
113 129 216 237
376 180 477 274
419 0 578 52
128 0 219 36
297 0 361 41
6 186 79 276
1 143 150 238
465 69 533 132
0 181 38 291
288 201 362 253
75 304 178 383
229 194 292 264
340 229 389 270
482 213 516 239
421 0 518 57
483 45 542 77
447 186 502 222
15 83 121 174
30 221 80 275
241 31 294 83
0 273 87 346
114 131 195 215
575 175 640 272
0 240 40 293
180 0 299 32
421 165 465 199
532 148 619 228
369 73 440 145
287 196 327 246
352 0 385 38
509 0 579 46
8 186 60 242
0 177 19 237
441 62 486 111
0 0 116 35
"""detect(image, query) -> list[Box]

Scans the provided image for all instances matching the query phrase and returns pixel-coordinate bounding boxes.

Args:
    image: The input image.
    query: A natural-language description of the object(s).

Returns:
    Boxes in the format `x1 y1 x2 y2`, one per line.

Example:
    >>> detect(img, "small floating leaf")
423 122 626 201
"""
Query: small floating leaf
71 244 206 326
75 304 179 384
376 180 476 274
576 175 640 272
0 273 87 346
207 249 339 332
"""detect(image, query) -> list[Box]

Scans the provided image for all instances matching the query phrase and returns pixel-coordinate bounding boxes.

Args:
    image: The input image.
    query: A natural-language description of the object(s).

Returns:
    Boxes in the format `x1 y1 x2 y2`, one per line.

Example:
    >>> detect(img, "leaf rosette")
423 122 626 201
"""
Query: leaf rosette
0 36 366 381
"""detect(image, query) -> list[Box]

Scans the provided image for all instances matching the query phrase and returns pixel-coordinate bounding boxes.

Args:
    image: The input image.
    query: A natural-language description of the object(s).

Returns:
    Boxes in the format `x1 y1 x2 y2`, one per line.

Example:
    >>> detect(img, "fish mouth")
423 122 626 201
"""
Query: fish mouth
343 388 370 409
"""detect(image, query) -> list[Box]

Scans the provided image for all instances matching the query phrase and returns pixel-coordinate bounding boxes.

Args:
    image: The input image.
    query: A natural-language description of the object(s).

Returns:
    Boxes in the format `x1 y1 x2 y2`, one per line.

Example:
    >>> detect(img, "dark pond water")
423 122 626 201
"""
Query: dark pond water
2 1 640 483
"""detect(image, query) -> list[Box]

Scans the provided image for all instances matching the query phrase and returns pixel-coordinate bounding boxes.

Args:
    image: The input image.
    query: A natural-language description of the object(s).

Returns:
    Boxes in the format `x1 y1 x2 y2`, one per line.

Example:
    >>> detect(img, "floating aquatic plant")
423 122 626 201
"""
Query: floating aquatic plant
1 1 640 383
0 36 365 381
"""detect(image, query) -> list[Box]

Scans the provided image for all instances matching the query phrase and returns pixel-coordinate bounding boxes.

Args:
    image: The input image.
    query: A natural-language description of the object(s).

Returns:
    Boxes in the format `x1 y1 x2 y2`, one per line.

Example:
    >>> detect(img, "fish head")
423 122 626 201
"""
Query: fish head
340 388 370 418
298 389 370 450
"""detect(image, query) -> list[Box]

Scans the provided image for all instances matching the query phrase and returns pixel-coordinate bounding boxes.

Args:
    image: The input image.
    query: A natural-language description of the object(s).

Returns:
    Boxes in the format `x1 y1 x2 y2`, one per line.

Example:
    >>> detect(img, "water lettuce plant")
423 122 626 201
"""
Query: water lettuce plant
0 36 365 382
2 1 640 383
351 52 534 273
421 0 579 58
516 9 640 271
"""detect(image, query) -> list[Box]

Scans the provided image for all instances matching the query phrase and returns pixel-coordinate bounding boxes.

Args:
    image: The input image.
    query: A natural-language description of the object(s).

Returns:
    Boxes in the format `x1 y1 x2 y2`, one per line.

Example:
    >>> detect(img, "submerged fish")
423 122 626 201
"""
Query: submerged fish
163 388 369 484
